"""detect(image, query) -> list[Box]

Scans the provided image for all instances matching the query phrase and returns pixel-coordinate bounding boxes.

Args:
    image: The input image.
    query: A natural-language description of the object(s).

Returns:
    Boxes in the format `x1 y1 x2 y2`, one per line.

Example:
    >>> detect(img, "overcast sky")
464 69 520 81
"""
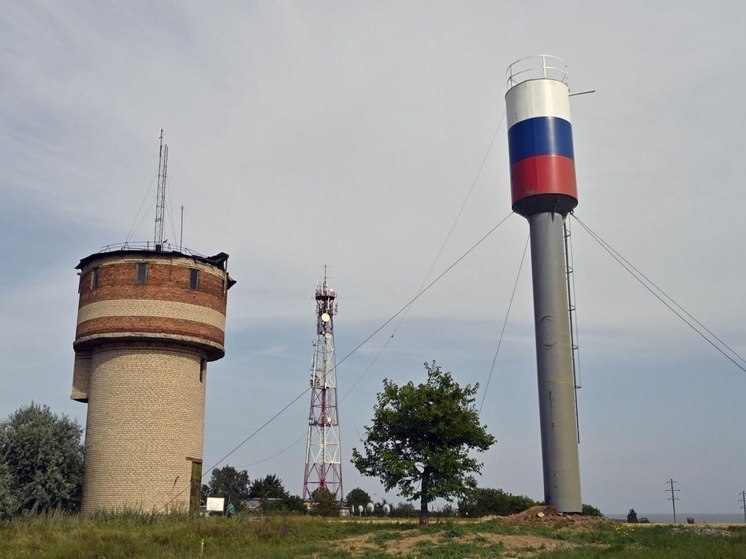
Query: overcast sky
2 1 744 517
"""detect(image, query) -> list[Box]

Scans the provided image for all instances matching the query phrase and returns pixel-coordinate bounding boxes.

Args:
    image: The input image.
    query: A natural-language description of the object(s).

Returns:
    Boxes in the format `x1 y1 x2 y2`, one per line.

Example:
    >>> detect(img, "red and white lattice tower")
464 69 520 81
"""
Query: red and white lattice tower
302 273 344 502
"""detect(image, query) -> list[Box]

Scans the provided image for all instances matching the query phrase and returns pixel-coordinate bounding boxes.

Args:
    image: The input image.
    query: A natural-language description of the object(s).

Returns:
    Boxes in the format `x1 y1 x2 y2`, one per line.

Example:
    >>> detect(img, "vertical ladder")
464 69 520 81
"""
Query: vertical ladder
563 218 581 443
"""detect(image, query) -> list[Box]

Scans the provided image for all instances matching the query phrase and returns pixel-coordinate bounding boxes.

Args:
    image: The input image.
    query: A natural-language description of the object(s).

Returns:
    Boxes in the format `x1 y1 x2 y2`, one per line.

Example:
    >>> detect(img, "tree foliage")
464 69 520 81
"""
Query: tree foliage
345 487 372 513
249 474 287 500
204 466 250 503
0 402 84 516
310 488 339 517
0 458 18 519
261 494 307 514
390 502 417 518
582 503 603 517
352 361 496 524
458 488 537 517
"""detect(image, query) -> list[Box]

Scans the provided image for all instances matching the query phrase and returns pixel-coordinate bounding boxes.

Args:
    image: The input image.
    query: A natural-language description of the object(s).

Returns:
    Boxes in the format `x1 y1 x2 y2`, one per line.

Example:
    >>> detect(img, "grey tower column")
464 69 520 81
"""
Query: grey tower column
528 212 582 512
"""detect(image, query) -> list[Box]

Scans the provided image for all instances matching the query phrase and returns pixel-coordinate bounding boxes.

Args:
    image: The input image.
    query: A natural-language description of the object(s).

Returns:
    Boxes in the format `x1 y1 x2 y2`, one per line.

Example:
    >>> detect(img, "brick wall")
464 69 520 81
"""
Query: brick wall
82 344 206 513
74 254 229 358
78 255 227 313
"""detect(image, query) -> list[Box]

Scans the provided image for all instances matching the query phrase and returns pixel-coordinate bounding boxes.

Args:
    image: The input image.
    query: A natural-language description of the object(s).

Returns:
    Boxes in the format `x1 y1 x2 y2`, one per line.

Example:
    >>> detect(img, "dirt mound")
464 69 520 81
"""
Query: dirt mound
514 505 561 520
501 505 613 528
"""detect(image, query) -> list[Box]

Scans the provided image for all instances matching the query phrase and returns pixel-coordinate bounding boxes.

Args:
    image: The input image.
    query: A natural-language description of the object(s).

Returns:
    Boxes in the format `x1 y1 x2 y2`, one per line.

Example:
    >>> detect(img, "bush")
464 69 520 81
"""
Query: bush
260 494 308 514
390 502 418 518
0 403 84 515
458 488 537 517
582 503 603 517
310 488 339 517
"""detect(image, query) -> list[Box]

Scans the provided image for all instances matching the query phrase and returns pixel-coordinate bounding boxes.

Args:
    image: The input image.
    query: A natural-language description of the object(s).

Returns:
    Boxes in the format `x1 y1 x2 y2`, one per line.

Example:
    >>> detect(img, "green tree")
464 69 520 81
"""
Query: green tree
204 466 250 504
345 487 372 514
249 474 287 500
0 402 84 515
310 488 339 517
352 361 496 525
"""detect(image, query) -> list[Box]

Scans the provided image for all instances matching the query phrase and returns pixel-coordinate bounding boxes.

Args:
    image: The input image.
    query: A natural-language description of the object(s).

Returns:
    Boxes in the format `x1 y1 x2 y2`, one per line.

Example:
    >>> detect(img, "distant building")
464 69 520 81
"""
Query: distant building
71 245 234 512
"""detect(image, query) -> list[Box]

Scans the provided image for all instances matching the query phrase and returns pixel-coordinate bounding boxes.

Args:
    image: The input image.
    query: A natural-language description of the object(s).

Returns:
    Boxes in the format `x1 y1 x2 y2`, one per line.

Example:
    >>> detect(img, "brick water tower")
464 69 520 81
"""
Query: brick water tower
71 133 235 512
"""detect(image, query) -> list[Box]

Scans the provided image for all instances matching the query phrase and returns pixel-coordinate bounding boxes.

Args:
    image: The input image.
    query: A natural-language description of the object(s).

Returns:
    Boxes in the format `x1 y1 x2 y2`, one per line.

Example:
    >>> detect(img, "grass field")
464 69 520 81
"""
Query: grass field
2 507 745 558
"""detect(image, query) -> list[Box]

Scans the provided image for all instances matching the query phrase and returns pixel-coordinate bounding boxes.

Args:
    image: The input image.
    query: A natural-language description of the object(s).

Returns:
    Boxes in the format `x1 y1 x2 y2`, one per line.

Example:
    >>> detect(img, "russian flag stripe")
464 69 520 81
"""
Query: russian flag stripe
508 116 574 165
510 154 577 202
505 79 573 128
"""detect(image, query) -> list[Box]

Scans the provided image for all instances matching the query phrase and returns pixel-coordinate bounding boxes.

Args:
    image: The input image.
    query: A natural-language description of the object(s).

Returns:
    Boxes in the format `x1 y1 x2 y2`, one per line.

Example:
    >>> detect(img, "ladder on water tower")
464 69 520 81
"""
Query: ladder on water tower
563 218 581 444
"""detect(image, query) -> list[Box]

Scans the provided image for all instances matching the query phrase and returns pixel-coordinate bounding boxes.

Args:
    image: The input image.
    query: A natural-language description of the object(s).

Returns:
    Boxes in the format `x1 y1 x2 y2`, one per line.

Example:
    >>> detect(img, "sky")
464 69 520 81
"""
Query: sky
1 1 744 517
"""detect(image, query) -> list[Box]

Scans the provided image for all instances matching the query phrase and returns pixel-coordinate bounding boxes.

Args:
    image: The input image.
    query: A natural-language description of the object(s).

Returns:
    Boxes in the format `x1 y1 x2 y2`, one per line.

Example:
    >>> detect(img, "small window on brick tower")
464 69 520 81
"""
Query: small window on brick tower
91 267 100 290
200 358 206 383
189 268 200 290
136 262 148 284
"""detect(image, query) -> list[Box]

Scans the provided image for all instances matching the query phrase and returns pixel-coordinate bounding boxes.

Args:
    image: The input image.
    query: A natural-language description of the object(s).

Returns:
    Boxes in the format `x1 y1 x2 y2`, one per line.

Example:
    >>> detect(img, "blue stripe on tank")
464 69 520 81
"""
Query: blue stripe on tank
508 116 574 165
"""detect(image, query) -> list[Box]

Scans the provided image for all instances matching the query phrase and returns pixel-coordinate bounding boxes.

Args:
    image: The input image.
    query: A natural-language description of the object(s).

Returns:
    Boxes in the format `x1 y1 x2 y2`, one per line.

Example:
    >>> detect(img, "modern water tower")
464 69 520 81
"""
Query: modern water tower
505 55 582 513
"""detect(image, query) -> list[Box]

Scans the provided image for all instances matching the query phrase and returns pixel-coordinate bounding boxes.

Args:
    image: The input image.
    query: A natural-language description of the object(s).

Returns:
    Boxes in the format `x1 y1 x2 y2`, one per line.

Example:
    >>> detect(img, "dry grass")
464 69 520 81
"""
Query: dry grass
1 508 744 558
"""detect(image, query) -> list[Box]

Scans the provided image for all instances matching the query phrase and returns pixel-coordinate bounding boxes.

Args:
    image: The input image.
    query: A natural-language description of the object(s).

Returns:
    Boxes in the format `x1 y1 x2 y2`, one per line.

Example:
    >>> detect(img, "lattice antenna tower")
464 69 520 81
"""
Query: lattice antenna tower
303 269 343 502
154 128 168 250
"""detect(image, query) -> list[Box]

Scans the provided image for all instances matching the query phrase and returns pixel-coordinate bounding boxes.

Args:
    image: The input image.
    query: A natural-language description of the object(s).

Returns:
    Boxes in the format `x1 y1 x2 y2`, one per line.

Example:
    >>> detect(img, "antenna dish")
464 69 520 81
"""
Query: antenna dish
324 332 332 340
321 312 331 323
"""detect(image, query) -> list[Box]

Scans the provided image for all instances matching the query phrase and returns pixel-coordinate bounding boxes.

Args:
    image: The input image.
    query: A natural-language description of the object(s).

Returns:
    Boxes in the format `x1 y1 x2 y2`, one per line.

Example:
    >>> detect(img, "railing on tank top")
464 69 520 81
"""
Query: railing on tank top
95 240 205 258
506 54 568 89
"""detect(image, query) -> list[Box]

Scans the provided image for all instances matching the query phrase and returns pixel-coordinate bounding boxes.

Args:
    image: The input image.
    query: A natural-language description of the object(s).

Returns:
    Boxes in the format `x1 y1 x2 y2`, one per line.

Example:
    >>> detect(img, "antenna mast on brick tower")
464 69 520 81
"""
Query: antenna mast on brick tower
154 128 168 251
303 270 343 502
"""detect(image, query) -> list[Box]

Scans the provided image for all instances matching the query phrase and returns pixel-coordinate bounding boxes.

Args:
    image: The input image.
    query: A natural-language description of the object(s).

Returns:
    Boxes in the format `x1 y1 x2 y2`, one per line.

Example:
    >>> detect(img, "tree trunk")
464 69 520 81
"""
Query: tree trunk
419 473 429 525
419 495 429 525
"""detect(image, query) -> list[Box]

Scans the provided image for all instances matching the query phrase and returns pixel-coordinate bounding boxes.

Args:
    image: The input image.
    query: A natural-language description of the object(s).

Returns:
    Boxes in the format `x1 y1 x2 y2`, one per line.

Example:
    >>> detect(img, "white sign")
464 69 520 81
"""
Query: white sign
206 497 225 512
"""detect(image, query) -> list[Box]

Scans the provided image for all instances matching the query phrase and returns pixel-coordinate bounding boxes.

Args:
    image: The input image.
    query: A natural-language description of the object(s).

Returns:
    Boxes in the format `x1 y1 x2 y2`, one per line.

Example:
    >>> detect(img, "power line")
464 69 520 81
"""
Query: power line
479 233 529 413
340 212 514 397
572 214 746 373
242 432 306 469
341 112 506 401
125 171 158 243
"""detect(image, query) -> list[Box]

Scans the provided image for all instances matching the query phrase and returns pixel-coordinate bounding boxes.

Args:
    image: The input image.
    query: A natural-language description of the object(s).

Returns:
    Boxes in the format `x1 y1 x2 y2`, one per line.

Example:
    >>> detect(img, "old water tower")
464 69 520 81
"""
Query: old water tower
71 133 235 512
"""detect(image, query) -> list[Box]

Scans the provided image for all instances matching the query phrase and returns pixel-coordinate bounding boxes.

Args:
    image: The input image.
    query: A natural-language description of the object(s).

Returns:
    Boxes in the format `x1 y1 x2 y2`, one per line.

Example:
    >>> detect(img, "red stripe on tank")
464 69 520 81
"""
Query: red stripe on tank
510 155 578 205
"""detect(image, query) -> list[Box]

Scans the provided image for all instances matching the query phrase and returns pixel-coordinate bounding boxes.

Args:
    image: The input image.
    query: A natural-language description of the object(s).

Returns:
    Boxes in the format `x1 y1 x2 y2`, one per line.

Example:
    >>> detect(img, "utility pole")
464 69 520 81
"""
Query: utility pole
739 490 746 524
666 479 679 524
